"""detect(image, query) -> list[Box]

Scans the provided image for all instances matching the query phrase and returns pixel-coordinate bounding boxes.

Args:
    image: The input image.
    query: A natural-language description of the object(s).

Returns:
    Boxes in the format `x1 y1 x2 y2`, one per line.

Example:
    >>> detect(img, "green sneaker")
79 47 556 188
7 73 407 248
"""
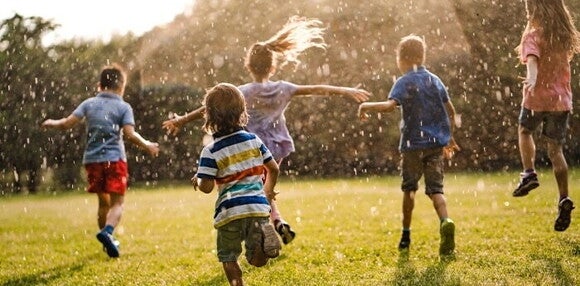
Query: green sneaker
439 218 455 256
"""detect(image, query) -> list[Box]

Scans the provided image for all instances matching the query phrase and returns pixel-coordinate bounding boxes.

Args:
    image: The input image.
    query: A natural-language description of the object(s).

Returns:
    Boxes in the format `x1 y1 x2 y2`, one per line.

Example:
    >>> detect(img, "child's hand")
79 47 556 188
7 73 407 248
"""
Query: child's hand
347 85 371 103
162 113 183 136
40 119 56 129
523 77 536 93
191 174 199 191
357 104 371 121
265 189 279 201
443 138 460 160
145 141 160 157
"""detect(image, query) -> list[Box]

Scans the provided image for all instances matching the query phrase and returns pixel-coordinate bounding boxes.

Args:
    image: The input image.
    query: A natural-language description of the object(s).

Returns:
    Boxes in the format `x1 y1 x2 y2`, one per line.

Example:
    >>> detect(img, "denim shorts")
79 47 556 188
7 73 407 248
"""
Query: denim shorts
400 147 445 195
519 108 570 144
216 216 269 263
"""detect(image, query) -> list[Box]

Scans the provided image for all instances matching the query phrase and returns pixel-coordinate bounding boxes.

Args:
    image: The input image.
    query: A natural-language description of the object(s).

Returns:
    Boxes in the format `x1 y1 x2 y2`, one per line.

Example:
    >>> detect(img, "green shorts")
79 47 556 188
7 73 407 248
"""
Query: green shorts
216 216 269 263
400 147 445 195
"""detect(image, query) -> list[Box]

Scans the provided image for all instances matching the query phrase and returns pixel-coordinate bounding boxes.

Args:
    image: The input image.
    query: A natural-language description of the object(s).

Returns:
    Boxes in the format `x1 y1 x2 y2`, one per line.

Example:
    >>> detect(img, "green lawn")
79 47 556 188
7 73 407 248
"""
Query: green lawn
1 170 578 285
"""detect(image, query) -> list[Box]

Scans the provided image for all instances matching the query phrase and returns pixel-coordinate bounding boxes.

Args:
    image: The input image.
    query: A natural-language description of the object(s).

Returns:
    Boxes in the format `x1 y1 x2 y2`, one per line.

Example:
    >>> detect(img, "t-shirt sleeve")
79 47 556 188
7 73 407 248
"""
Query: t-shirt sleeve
387 79 404 105
72 100 87 118
280 80 299 99
257 137 273 163
121 103 135 126
196 147 217 179
520 30 540 63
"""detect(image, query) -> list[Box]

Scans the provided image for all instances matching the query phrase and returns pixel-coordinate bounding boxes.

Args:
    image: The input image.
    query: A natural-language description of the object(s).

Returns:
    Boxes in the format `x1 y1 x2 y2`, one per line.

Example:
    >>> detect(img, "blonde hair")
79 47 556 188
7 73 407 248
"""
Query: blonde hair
397 34 426 66
202 83 248 135
517 0 580 55
245 16 327 78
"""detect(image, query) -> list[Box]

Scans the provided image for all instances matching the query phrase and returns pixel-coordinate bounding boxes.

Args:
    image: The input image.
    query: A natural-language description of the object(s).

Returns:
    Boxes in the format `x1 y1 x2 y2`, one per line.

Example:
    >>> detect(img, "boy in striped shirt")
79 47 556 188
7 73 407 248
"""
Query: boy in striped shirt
191 83 281 286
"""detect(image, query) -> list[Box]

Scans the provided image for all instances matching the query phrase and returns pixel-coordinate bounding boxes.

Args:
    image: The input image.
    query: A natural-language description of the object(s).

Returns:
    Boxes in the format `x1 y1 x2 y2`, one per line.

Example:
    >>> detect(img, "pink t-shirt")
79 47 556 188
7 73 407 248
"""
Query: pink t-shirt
520 28 573 111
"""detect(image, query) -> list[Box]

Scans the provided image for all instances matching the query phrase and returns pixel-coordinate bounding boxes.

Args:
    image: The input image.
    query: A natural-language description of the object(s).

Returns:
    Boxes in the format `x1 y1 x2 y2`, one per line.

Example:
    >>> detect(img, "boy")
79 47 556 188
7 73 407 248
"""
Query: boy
41 63 159 258
358 35 458 256
191 83 281 286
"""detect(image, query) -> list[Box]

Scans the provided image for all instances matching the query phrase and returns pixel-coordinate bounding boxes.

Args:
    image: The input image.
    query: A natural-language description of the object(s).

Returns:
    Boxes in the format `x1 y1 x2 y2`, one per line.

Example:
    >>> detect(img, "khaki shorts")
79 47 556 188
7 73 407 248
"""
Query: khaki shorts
400 147 445 195
216 216 269 263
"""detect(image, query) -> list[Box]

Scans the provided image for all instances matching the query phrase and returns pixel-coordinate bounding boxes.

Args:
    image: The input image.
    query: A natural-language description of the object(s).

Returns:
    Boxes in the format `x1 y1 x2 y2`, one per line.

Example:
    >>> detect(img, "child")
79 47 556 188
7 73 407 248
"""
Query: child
41 63 160 258
192 83 281 286
513 0 579 231
358 35 458 256
162 16 370 244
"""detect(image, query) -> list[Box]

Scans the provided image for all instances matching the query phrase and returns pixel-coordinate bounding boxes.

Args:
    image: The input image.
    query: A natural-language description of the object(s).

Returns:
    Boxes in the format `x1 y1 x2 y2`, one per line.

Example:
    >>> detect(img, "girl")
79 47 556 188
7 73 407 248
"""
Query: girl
163 16 370 244
513 0 579 231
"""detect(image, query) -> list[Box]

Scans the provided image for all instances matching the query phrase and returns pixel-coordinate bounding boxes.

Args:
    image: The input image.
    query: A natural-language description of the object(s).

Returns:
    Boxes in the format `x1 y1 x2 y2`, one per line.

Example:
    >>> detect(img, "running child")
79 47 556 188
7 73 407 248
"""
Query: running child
191 83 281 286
358 35 458 256
41 63 160 258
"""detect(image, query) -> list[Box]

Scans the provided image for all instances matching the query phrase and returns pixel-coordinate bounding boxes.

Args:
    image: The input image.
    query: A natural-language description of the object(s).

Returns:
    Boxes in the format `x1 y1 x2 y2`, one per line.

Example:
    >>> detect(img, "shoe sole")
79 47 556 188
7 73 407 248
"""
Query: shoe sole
277 223 296 244
512 181 539 197
555 200 575 232
96 232 120 258
262 224 281 258
440 221 455 256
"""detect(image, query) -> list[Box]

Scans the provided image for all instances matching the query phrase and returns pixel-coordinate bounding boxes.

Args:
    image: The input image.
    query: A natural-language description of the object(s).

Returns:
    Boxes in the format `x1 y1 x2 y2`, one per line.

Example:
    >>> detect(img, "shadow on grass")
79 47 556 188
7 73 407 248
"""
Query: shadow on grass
1 255 97 286
393 250 460 286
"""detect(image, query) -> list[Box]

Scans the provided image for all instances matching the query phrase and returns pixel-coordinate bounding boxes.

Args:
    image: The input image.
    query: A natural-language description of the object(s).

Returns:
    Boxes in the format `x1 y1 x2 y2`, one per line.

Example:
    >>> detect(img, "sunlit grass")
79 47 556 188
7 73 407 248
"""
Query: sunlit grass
1 169 578 285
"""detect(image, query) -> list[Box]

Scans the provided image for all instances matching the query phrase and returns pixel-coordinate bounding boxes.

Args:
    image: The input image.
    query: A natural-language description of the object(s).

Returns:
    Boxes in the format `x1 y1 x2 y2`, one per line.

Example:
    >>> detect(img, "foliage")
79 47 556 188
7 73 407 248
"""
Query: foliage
1 171 579 285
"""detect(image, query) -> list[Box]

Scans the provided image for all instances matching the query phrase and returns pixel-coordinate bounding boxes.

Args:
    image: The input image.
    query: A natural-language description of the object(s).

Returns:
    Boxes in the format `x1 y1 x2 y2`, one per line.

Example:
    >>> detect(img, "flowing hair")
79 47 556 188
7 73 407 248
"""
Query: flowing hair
517 0 580 55
202 83 248 135
245 16 327 78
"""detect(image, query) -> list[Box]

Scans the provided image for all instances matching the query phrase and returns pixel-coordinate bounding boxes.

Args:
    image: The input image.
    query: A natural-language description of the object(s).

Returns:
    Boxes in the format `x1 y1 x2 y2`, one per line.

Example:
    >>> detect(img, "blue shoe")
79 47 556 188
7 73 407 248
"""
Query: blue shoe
439 219 455 256
97 231 120 258
554 198 575 232
513 172 539 197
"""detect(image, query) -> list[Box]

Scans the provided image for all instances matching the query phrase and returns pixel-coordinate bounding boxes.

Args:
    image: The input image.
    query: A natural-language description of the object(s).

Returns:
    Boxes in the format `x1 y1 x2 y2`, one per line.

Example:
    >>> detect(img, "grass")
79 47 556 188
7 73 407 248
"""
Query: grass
0 169 579 285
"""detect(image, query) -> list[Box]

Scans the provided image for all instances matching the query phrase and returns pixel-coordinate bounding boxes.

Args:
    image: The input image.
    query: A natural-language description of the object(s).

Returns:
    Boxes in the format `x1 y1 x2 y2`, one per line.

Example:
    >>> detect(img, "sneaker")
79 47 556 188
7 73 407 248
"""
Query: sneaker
103 239 120 253
274 220 296 244
398 237 411 250
512 172 539 197
96 231 120 258
554 197 575 232
261 223 281 258
439 218 455 256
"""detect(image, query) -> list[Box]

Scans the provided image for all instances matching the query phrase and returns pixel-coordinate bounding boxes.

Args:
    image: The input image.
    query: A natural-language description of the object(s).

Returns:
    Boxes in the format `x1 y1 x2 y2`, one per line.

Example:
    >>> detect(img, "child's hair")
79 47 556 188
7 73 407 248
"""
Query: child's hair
396 34 426 66
202 83 249 135
518 0 580 54
100 63 126 91
244 16 327 78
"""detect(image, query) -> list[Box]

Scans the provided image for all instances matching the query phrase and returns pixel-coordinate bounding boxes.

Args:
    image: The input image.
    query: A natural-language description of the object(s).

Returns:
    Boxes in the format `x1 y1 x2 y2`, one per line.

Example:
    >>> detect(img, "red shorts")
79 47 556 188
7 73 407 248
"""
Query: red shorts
85 161 128 195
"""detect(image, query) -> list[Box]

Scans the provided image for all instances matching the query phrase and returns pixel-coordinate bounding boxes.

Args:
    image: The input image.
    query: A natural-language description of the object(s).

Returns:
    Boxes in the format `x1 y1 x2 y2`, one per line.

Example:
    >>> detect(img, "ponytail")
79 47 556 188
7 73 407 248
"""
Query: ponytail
245 16 327 77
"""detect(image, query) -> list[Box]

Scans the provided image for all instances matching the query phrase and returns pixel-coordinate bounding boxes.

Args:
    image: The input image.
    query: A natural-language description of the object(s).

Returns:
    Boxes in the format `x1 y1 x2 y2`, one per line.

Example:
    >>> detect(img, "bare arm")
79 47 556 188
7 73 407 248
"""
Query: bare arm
162 106 206 136
191 174 215 193
122 125 160 157
357 99 398 120
262 159 279 202
524 55 538 93
41 114 81 130
443 100 460 159
294 85 370 103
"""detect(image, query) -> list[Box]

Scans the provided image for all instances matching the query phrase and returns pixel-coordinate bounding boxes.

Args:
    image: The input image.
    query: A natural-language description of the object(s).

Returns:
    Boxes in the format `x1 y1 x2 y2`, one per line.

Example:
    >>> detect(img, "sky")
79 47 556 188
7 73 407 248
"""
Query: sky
0 0 195 44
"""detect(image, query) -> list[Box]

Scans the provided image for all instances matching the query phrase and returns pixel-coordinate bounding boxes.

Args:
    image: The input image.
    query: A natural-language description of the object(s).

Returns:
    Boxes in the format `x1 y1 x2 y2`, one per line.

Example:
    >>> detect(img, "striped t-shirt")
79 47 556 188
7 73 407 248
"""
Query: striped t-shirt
196 130 273 228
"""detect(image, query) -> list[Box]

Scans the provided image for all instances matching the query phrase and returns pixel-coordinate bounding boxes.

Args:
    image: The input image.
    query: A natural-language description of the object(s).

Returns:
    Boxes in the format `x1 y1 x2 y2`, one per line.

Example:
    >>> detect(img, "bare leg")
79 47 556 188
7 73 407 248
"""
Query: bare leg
547 141 568 199
518 126 536 171
105 193 124 227
97 193 111 229
402 191 415 229
429 193 449 220
223 262 244 286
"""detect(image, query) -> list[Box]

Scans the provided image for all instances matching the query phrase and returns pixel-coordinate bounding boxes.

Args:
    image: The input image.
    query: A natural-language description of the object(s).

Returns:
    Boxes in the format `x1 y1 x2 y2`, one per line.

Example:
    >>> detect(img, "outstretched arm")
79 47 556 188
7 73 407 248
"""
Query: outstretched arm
357 99 398 121
162 106 206 136
41 114 81 130
122 125 160 157
294 85 370 103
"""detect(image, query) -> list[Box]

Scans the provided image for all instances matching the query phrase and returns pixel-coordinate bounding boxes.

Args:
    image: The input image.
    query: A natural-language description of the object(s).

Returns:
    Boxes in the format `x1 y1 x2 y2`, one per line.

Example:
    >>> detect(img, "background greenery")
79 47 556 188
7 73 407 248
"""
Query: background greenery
1 0 580 193
1 171 579 285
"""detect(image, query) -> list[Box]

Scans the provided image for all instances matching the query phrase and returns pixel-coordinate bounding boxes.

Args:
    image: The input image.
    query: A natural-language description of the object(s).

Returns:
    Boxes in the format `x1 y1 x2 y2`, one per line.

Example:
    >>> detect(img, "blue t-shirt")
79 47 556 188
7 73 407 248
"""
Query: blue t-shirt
388 66 451 152
72 92 135 164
